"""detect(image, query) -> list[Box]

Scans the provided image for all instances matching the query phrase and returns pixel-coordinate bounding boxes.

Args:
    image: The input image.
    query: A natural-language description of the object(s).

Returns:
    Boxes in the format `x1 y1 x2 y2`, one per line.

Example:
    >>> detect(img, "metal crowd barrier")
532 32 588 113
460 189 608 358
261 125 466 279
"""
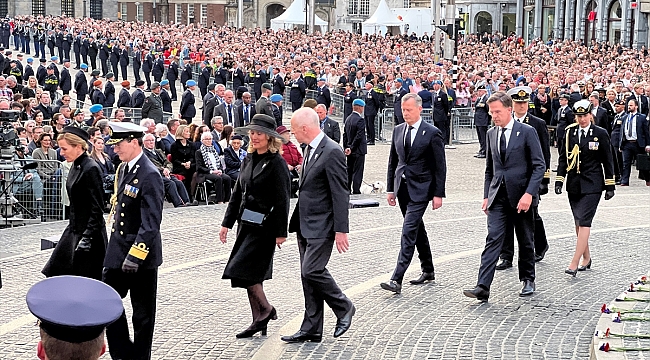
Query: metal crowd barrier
377 107 478 145
9 158 66 222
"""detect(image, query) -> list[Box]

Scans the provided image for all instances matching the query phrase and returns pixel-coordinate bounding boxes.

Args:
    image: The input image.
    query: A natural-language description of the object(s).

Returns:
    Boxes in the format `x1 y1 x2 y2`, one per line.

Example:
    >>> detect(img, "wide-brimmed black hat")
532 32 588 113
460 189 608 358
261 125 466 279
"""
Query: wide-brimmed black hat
235 114 283 141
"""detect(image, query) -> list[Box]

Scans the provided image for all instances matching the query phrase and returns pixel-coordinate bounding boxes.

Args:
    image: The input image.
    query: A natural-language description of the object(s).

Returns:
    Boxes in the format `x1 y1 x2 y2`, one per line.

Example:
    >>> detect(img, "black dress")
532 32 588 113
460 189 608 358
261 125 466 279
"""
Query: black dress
42 153 108 280
221 151 291 288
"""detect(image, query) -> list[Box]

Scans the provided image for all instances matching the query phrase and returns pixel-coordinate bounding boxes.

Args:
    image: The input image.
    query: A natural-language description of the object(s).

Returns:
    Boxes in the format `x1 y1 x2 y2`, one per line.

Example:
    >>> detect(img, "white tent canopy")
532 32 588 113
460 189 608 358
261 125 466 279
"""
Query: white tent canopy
270 0 328 31
362 0 404 28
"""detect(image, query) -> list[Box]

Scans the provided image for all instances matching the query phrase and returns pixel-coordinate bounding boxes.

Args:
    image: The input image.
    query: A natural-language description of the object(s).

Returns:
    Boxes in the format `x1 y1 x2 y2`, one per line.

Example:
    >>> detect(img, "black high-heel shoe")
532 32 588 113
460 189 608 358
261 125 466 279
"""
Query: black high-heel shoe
577 259 592 271
565 268 578 277
235 325 267 338
259 307 277 326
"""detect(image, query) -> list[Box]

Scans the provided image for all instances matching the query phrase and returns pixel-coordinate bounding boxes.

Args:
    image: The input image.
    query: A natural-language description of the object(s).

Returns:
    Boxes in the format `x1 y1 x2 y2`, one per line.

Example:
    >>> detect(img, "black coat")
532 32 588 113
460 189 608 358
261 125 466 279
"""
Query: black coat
103 155 164 269
272 73 285 94
131 88 145 108
223 146 244 179
42 154 107 280
160 88 173 113
104 81 116 107
180 89 196 119
431 89 449 122
167 62 179 81
316 85 332 108
59 67 72 91
343 90 357 121
170 139 196 176
74 71 88 96
343 112 367 155
221 151 291 285
117 88 131 108
321 116 341 144
289 78 306 103
552 106 575 142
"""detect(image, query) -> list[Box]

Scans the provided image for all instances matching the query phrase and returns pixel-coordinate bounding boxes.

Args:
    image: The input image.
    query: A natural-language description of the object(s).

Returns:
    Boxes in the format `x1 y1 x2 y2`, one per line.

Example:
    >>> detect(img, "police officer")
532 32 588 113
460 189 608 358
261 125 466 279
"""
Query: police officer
473 85 490 158
248 61 267 100
44 64 59 101
555 100 616 276
304 62 317 90
288 70 306 111
255 83 274 117
142 81 164 123
74 63 89 107
364 81 386 145
495 86 551 271
103 121 164 360
27 276 123 360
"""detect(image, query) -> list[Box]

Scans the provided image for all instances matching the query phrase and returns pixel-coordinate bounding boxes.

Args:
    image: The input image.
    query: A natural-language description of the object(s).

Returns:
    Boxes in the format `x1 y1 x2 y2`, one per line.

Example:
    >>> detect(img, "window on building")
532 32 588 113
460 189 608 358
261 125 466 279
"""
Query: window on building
176 4 183 24
32 0 45 16
188 4 195 23
136 2 143 22
90 0 102 19
403 0 410 8
359 0 370 16
0 0 8 18
61 0 74 17
348 0 358 15
121 3 127 20
201 4 207 25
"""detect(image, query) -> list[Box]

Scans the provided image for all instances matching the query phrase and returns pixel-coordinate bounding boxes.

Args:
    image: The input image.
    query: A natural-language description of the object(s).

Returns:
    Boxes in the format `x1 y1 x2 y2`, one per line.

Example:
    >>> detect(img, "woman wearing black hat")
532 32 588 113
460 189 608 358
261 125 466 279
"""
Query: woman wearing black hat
42 127 107 281
219 114 291 338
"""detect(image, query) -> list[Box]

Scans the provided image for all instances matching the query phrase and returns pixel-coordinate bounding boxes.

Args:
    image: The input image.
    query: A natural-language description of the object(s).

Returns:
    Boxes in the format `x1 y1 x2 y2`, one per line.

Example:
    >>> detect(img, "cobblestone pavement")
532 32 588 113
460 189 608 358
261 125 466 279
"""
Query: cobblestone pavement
1 141 649 359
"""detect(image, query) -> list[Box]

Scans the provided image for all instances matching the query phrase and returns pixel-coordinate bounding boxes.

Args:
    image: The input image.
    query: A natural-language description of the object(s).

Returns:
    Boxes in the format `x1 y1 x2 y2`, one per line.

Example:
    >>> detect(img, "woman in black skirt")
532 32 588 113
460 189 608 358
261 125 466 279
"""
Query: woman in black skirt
555 100 616 276
42 127 107 280
220 114 291 338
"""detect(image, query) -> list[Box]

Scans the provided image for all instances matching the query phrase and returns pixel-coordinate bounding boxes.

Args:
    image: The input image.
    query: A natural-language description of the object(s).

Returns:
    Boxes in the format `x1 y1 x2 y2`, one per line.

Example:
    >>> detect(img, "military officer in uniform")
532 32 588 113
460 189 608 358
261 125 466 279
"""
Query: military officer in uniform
103 122 164 360
551 93 574 155
343 99 367 194
74 63 88 107
272 66 285 95
117 80 132 109
316 77 331 109
141 82 164 124
255 83 274 118
431 80 450 145
393 78 408 125
473 85 490 158
289 70 306 111
555 100 616 276
495 86 551 271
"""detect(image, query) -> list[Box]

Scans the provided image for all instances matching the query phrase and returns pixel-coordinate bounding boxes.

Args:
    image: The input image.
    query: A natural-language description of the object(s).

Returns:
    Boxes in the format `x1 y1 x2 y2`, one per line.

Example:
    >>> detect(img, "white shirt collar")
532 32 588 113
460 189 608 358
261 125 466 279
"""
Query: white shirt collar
579 123 591 132
126 150 143 171
406 118 422 131
502 118 514 131
309 131 325 150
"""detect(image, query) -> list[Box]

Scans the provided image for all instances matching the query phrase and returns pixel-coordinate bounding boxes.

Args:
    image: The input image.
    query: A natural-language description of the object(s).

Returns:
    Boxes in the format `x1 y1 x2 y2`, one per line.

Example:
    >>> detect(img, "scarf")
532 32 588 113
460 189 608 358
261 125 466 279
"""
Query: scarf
537 93 547 104
200 143 221 172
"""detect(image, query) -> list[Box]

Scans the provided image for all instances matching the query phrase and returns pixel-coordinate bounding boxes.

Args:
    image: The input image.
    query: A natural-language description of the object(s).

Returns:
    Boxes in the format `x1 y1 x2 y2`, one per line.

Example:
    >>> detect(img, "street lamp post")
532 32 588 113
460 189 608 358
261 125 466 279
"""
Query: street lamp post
83 0 87 18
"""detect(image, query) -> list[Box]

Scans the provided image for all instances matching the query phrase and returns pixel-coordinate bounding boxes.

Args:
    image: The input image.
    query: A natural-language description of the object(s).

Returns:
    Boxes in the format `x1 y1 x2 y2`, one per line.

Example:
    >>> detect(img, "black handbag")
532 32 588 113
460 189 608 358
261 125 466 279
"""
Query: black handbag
241 207 273 227
637 153 650 171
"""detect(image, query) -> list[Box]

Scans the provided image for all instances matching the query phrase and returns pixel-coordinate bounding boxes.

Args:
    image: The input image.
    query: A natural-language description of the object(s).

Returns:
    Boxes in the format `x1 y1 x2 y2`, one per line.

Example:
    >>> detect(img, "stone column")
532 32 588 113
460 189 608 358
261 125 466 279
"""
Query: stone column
516 0 523 37
621 0 629 46
563 0 571 39
46 0 62 16
633 8 647 48
575 0 584 42
596 0 605 42
554 0 561 38
534 0 542 39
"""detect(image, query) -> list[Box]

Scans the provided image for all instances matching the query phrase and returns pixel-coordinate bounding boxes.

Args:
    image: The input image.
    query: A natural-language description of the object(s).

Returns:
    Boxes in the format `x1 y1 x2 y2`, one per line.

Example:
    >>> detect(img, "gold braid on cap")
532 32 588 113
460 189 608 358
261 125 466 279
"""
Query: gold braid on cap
106 162 123 225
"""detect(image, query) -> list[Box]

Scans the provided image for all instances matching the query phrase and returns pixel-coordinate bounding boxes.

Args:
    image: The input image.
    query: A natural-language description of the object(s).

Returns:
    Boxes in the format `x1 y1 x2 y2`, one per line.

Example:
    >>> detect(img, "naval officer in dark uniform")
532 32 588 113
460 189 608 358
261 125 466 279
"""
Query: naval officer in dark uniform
495 86 551 271
103 122 164 360
473 85 490 158
555 100 616 276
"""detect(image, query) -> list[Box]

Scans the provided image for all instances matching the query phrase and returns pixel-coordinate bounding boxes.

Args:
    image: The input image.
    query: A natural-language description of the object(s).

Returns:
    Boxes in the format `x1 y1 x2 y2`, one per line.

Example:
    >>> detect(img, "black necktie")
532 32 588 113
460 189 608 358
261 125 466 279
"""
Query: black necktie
244 105 249 124
228 104 232 124
581 129 587 143
500 128 507 163
304 145 312 167
124 163 130 175
404 126 413 157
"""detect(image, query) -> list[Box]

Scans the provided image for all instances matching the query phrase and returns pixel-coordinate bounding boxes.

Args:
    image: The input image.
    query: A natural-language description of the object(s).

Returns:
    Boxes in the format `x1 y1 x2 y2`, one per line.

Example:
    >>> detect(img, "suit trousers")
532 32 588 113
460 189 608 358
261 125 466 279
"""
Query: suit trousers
100 58 108 76
169 80 177 100
121 65 128 81
499 204 547 261
346 154 365 194
134 66 141 82
621 141 642 184
364 115 376 142
297 233 352 335
103 268 158 360
292 101 302 112
111 62 120 80
477 185 535 290
391 183 434 283
144 72 152 89
435 120 450 145
476 126 488 155
163 176 190 207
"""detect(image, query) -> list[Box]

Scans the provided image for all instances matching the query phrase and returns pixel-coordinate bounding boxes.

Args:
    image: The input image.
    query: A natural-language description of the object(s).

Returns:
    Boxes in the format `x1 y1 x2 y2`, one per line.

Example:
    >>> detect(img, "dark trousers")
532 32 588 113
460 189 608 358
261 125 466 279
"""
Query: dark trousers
164 176 190 207
297 233 352 335
134 66 141 82
121 65 128 81
476 125 488 155
144 72 152 89
100 58 108 75
292 101 302 112
365 115 376 143
499 205 547 261
111 61 119 80
477 185 535 290
200 86 207 100
435 120 450 145
202 173 232 202
346 153 365 194
621 141 642 184
58 45 64 60
48 45 55 57
391 183 434 283
169 80 177 100
82 53 88 66
74 51 81 68
103 268 158 360
76 94 86 108
613 145 623 181
89 54 97 70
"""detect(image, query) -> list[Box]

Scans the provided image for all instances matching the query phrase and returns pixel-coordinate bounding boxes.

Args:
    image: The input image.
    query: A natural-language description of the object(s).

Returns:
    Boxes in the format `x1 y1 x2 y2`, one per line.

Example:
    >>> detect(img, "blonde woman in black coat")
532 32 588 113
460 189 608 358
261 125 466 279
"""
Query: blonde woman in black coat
220 114 291 338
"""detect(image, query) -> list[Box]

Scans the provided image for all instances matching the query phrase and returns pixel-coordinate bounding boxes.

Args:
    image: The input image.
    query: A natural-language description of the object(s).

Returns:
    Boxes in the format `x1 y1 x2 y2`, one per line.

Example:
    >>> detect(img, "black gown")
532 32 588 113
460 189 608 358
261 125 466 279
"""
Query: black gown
42 153 108 280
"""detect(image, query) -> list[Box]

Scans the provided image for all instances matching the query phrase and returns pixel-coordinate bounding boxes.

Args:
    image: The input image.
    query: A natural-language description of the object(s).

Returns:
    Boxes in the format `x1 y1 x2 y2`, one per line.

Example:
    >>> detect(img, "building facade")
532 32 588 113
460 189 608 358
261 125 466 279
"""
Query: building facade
0 0 117 19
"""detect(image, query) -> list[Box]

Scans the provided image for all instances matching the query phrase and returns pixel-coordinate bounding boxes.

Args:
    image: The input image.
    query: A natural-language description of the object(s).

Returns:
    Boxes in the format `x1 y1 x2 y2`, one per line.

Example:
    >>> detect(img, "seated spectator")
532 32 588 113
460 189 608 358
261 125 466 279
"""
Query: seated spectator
195 132 232 204
170 124 197 198
277 125 302 198
22 76 38 99
27 126 44 155
142 133 197 207
20 99 35 121
24 120 36 143
218 125 233 150
89 136 115 204
223 134 247 182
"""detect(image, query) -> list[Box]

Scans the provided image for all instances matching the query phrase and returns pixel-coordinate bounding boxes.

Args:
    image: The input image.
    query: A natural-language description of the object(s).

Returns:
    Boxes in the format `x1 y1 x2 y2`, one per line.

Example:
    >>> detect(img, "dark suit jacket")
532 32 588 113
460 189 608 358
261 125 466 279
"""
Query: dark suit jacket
394 87 409 118
552 105 575 141
316 86 331 108
143 148 172 173
117 88 131 108
627 94 650 116
593 107 610 133
343 90 358 121
223 146 245 178
473 94 490 126
131 88 145 108
387 121 446 202
342 112 367 155
321 116 341 144
203 94 221 126
619 112 650 148
59 67 71 91
195 148 225 183
235 102 256 128
289 135 349 238
213 102 236 125
103 154 164 269
431 90 450 122
484 121 545 209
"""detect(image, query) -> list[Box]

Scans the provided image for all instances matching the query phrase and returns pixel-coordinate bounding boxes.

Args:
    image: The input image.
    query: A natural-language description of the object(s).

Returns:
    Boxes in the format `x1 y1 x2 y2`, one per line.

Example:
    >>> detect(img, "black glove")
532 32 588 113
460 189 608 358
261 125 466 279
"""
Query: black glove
75 238 92 252
605 190 615 200
121 259 139 273
555 185 562 195
539 183 549 196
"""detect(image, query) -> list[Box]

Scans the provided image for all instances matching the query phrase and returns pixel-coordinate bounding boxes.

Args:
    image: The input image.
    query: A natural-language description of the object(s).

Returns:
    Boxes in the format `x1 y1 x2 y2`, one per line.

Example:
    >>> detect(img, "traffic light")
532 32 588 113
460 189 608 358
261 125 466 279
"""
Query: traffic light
455 18 464 31
437 25 454 39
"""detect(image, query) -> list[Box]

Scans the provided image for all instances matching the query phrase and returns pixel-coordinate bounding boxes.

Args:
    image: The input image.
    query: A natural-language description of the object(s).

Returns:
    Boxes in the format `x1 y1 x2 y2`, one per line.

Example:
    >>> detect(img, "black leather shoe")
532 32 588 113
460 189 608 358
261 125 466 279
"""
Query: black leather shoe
520 280 535 297
280 331 322 343
577 258 592 271
463 286 489 302
535 245 549 262
409 272 435 285
565 268 578 277
474 154 486 158
334 305 355 338
380 280 402 294
495 259 513 270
